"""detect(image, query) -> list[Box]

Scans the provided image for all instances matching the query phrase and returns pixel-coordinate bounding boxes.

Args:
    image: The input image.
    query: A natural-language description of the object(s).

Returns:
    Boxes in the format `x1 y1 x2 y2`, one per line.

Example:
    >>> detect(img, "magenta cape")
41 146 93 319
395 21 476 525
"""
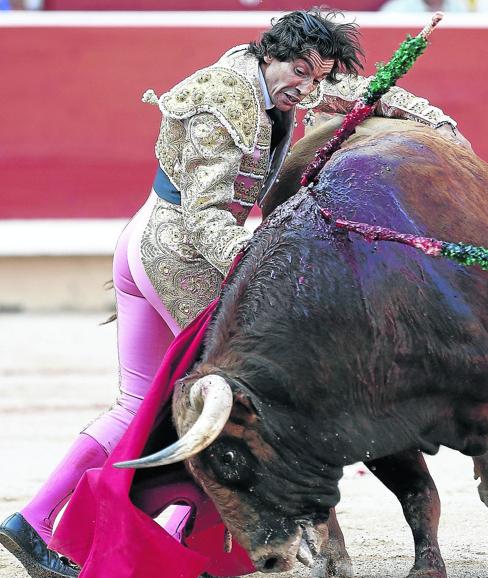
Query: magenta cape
50 261 256 578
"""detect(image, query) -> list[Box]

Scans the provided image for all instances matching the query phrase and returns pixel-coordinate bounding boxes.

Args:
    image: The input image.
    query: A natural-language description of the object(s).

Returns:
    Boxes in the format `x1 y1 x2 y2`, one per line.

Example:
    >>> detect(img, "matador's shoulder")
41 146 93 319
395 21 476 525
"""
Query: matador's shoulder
143 60 260 155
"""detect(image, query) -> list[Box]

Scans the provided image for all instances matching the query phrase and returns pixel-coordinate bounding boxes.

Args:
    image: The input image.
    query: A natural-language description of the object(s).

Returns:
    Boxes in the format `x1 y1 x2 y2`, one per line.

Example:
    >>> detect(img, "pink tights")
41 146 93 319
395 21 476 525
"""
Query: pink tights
22 195 190 545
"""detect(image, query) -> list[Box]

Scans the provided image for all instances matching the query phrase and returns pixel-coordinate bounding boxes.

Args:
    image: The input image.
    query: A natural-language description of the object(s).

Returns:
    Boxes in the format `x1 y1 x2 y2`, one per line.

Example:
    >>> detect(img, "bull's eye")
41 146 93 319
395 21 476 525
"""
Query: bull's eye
202 437 256 488
223 451 236 465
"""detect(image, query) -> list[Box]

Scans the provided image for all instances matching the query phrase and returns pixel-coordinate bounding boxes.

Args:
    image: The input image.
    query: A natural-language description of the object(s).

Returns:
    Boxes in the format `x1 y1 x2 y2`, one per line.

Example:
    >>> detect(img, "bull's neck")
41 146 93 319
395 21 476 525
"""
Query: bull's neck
323 397 448 466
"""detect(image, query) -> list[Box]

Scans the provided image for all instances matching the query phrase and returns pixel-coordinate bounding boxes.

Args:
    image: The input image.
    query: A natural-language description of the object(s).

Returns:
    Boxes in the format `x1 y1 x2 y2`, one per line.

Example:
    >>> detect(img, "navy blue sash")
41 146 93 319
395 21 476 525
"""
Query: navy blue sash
152 166 181 205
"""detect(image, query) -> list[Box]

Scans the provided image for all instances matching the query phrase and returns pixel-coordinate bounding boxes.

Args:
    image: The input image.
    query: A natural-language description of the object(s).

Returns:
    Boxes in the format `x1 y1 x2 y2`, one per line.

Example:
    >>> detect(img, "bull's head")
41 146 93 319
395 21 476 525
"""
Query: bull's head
115 372 334 572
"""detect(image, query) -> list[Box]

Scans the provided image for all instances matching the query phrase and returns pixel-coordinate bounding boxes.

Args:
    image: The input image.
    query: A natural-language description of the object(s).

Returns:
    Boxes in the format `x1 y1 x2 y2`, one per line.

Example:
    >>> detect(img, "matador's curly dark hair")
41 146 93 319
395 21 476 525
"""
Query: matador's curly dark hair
247 8 364 83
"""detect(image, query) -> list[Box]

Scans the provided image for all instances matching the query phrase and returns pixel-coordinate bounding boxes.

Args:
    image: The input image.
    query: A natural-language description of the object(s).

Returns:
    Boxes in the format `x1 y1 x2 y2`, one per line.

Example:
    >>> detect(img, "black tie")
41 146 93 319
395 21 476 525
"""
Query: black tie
267 107 286 153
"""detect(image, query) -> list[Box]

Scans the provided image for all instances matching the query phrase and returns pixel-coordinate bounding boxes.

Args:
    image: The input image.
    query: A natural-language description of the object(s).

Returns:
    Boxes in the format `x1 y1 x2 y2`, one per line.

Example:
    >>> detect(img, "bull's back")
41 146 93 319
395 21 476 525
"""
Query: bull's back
268 117 488 247
266 117 487 328
242 119 488 403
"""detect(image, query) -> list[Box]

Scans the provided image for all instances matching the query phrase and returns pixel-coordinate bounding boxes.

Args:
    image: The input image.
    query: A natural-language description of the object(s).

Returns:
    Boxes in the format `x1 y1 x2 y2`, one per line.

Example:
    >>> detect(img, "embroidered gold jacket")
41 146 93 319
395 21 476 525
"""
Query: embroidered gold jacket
140 45 455 328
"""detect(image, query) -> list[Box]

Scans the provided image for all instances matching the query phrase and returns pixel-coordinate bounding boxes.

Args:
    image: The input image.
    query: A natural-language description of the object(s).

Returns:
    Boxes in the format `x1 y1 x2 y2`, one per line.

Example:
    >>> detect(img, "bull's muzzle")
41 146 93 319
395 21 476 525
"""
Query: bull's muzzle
251 524 320 573
114 375 233 469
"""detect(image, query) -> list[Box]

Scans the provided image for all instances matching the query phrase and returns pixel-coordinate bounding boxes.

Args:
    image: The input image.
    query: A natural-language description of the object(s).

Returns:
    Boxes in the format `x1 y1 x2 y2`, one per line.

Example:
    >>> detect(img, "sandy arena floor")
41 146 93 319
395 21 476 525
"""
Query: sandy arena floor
0 313 486 578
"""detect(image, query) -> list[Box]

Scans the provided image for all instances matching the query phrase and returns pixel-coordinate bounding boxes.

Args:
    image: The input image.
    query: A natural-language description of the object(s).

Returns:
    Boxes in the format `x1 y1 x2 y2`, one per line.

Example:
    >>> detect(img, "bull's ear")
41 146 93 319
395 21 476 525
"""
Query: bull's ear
232 391 258 424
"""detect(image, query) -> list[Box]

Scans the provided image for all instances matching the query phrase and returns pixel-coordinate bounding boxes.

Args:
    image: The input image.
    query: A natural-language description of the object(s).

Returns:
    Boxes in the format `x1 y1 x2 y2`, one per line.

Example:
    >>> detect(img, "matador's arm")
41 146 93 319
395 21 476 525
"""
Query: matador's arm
315 73 456 128
304 73 470 147
179 112 253 276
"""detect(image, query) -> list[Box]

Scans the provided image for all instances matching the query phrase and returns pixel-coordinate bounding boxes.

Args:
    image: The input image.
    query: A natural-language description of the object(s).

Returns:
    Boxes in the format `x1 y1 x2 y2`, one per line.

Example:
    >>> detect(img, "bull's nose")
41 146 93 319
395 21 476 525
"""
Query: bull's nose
254 555 295 573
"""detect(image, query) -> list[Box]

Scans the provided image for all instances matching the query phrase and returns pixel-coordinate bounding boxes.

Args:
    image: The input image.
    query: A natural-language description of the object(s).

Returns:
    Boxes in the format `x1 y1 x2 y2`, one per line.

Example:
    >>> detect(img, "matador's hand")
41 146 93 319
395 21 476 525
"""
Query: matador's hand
435 124 472 150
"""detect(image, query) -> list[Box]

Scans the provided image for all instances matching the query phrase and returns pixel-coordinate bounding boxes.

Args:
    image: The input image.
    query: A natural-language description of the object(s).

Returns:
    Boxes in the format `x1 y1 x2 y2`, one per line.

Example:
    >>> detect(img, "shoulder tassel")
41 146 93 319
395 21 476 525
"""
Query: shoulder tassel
142 89 160 106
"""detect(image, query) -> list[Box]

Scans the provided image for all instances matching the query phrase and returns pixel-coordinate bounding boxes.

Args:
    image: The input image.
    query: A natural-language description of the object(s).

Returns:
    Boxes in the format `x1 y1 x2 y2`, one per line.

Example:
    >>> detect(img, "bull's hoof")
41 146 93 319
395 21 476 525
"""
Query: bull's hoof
326 555 354 578
318 541 353 578
477 481 488 506
406 565 447 578
405 544 447 578
306 553 353 578
407 570 447 578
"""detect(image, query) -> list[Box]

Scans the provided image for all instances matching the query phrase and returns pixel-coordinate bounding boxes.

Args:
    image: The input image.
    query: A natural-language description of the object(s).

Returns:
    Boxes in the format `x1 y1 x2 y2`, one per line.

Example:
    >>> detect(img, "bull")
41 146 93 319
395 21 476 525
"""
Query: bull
121 117 488 578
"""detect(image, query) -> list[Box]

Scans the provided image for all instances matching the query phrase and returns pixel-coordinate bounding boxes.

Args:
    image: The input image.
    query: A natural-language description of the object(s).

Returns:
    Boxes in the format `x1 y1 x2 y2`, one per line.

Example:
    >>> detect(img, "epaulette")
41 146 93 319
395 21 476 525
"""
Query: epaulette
145 67 260 155
297 83 325 110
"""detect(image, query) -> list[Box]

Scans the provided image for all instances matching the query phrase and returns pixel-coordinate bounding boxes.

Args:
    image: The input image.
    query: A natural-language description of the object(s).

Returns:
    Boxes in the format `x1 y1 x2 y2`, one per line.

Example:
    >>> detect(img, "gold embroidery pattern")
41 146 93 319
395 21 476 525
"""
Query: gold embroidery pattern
257 122 273 146
179 113 253 275
298 82 325 110
234 176 262 207
155 117 186 186
239 149 269 178
139 47 280 321
149 47 274 224
315 74 371 114
140 199 224 329
232 108 272 207
315 73 456 128
239 109 272 177
377 86 457 128
160 67 259 153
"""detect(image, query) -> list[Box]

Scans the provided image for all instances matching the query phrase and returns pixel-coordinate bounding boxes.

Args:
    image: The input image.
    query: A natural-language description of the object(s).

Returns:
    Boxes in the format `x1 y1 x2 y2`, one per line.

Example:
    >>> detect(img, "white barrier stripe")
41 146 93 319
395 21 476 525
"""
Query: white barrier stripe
0 11 488 29
0 219 127 256
0 217 261 256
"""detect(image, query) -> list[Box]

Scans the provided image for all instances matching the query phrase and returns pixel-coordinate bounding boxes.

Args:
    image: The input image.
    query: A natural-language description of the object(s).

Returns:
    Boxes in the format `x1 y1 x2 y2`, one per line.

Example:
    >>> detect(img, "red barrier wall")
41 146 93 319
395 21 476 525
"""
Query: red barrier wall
45 1 388 12
1 17 487 218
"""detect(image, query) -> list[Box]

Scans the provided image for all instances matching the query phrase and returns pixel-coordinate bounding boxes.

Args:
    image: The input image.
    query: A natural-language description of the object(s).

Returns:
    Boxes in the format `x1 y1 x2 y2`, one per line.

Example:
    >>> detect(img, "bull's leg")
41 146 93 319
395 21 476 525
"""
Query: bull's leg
366 449 446 578
316 508 353 578
473 451 488 506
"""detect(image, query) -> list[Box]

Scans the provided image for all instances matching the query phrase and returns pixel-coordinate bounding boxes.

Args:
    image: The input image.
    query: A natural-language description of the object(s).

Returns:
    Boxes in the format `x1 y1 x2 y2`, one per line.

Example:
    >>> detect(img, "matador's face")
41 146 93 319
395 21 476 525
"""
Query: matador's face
260 49 334 112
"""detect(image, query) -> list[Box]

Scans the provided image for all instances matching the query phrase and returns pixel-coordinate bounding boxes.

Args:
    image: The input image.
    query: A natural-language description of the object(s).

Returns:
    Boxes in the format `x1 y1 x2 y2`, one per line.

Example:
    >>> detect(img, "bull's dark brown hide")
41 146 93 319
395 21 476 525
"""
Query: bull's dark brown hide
181 117 487 557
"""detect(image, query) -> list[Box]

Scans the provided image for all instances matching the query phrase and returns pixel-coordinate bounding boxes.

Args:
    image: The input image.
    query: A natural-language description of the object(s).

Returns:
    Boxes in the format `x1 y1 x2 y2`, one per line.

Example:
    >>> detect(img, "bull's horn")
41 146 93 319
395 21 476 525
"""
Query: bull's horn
297 538 314 568
114 375 233 469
